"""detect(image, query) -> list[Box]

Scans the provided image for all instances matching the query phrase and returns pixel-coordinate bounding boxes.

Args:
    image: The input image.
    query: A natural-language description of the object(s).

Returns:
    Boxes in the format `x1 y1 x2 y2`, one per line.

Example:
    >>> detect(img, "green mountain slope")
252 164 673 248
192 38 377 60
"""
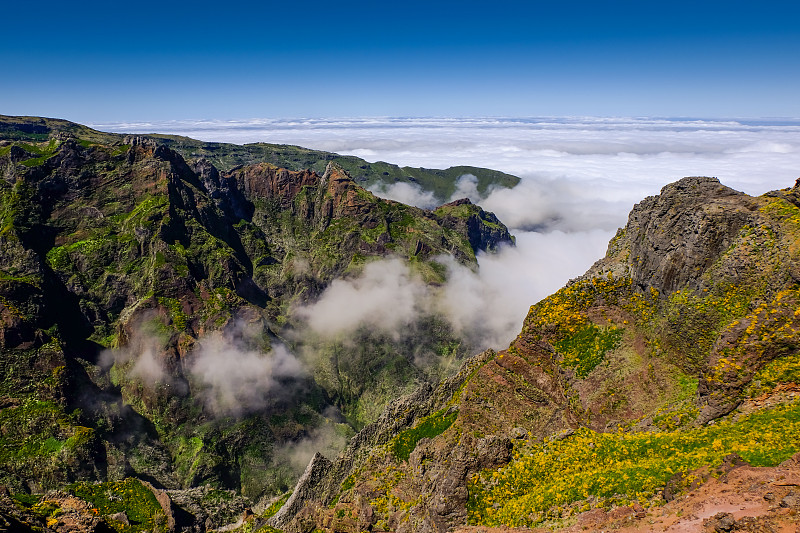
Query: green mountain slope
0 120 514 530
273 177 800 533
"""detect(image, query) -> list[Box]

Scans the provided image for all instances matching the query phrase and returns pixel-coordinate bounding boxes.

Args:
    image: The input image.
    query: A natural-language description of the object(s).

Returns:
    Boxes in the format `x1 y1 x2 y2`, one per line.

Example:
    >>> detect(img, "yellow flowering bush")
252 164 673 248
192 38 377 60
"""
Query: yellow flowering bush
708 287 800 385
468 399 800 527
748 350 800 397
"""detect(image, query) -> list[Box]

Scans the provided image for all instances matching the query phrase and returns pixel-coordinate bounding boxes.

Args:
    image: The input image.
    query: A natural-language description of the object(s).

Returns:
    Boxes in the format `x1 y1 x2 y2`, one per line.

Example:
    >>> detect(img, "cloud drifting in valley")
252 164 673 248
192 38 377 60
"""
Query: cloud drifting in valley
295 230 611 351
105 320 307 418
293 258 429 338
190 334 305 417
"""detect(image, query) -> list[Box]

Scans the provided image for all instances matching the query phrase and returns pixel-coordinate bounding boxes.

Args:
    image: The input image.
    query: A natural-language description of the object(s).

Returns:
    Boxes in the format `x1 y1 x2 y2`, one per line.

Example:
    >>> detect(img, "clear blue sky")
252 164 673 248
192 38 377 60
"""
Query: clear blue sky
3 0 799 122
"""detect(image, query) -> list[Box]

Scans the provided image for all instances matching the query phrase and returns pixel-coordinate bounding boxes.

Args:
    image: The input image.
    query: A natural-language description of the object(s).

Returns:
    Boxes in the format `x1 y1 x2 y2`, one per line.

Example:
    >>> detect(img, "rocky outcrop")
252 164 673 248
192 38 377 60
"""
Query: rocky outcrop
163 485 250 532
278 338 579 533
271 349 551 533
269 452 333 532
587 177 756 293
435 198 514 253
225 163 319 210
401 434 513 533
579 176 800 422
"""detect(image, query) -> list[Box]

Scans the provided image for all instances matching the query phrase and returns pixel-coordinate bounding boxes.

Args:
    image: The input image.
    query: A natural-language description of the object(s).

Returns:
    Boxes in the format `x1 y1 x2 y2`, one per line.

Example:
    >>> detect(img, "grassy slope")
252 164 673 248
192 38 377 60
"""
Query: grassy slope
463 187 800 526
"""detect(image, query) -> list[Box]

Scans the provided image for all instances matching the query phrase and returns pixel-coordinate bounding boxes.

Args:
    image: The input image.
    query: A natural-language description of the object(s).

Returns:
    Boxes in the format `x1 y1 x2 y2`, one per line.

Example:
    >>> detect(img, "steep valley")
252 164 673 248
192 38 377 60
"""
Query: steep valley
1 116 800 533
270 177 800 533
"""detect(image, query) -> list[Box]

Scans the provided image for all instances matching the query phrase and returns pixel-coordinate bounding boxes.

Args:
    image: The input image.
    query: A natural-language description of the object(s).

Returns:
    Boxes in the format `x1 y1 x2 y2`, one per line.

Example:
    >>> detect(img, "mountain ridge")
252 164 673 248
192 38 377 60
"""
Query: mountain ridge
0 114 520 202
2 115 799 533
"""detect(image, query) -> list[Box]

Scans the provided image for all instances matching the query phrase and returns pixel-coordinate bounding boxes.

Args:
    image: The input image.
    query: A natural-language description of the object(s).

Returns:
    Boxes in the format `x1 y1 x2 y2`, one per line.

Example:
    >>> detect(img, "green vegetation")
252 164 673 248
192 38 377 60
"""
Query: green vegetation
468 399 800 526
556 324 623 378
17 139 60 166
263 493 290 518
391 408 458 461
0 179 37 236
68 478 167 533
0 393 97 486
156 296 188 331
522 275 639 379
761 196 800 235
11 492 42 507
747 350 800 397
213 493 289 533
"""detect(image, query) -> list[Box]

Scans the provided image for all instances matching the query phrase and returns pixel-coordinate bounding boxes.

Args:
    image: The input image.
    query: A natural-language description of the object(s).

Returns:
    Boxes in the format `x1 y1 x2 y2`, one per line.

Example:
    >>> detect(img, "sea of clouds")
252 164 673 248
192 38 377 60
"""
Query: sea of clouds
96 116 800 351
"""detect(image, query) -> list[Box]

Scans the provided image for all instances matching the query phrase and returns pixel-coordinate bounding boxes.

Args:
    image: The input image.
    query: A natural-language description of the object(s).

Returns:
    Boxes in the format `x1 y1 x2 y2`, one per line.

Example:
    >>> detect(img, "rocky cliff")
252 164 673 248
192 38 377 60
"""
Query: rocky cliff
0 120 514 530
275 176 800 533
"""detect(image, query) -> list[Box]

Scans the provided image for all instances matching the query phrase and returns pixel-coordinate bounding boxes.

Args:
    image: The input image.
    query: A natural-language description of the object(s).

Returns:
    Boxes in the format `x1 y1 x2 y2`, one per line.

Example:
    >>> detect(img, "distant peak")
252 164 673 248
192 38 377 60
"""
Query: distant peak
123 135 158 149
439 198 473 208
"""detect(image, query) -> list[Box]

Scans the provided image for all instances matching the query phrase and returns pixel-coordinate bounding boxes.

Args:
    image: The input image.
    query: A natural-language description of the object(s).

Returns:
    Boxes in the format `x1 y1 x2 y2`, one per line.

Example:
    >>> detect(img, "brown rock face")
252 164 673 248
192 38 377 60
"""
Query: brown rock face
226 163 319 209
590 177 755 293
323 163 376 218
272 344 578 533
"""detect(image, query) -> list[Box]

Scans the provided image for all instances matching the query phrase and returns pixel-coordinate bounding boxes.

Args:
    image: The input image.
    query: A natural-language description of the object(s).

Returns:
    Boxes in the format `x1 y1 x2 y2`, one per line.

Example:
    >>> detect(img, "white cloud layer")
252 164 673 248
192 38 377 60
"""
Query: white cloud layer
95 116 800 202
97 116 800 232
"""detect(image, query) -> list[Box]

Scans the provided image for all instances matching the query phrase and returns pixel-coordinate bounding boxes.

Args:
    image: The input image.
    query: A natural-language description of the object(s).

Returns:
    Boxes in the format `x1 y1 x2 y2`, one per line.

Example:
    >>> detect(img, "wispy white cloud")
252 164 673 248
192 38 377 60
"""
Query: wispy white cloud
293 258 429 338
367 181 438 209
293 228 611 351
190 334 304 417
439 229 613 347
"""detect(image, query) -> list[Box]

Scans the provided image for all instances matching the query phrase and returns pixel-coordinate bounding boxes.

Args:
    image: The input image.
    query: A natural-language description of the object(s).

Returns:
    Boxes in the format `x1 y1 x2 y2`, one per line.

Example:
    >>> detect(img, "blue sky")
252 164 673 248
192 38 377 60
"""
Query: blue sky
3 0 799 121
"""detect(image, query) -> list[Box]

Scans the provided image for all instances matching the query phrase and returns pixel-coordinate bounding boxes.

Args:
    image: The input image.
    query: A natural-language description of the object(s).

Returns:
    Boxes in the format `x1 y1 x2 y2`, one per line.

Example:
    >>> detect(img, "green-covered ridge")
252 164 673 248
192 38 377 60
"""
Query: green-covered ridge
274 177 800 533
